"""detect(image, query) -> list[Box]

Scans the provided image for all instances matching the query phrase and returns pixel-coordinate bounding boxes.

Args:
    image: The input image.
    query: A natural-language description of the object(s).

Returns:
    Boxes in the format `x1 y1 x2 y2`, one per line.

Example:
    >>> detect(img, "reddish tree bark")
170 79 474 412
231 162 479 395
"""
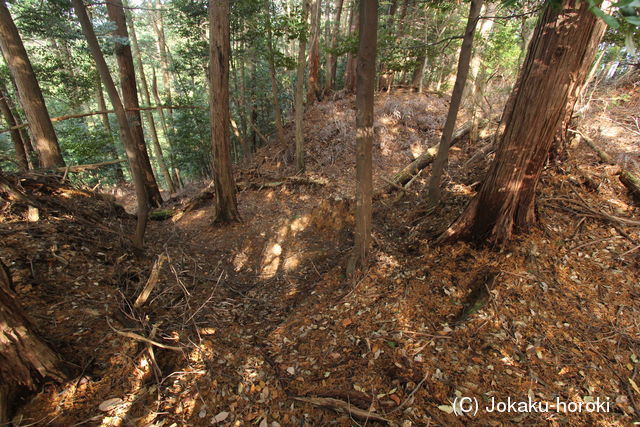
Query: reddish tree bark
324 0 345 94
210 0 239 222
0 257 65 424
439 0 607 245
73 0 150 248
106 0 163 207
348 0 377 274
0 82 28 170
343 0 359 93
306 0 322 104
0 0 65 168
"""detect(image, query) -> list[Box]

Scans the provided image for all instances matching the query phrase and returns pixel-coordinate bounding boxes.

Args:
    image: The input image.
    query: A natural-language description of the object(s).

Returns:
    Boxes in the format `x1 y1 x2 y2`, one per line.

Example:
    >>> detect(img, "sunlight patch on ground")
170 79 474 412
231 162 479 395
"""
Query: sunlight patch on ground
410 142 424 158
98 353 153 426
284 253 299 272
600 126 621 138
259 216 310 278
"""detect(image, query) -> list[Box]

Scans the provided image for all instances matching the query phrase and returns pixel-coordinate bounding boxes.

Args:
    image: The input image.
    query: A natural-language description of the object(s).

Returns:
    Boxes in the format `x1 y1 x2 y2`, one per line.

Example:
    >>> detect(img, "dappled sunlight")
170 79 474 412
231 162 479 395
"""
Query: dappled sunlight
410 142 424 158
600 126 621 138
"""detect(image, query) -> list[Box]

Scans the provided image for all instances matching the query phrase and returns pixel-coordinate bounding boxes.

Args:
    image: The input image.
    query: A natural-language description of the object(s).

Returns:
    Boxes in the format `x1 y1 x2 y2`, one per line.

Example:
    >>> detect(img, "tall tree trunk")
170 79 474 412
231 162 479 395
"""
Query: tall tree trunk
73 0 149 249
324 0 345 95
348 0 377 275
0 0 64 168
152 0 173 124
3 73 35 167
125 4 176 193
265 4 286 147
0 256 65 424
306 0 322 104
377 0 397 92
238 47 252 162
411 10 431 91
466 2 496 141
95 78 125 182
106 0 163 207
0 83 28 170
295 0 310 172
210 0 239 222
343 0 359 93
439 0 608 245
427 0 483 206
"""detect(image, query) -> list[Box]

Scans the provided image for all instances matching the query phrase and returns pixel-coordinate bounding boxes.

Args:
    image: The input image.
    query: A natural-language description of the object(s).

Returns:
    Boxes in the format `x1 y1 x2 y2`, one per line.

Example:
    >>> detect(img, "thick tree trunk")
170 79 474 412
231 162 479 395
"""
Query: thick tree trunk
295 0 310 173
306 0 322 104
95 78 126 182
427 0 483 206
343 0 359 93
210 0 239 223
324 0 345 95
0 257 65 424
348 0 377 275
125 4 176 194
266 5 286 147
106 0 163 207
73 0 150 249
439 0 608 245
0 0 64 168
0 83 28 171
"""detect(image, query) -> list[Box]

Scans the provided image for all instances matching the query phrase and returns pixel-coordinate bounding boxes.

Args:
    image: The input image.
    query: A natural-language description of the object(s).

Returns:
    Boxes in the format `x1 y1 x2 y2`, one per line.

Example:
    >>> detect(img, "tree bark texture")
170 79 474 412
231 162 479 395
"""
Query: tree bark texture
73 0 150 249
265 4 287 147
295 0 310 172
324 0 345 94
0 82 28 170
0 0 65 168
343 0 359 93
125 4 176 193
0 257 65 421
209 0 239 222
439 0 608 245
349 0 377 274
95 78 125 182
106 0 163 207
427 0 483 205
307 0 322 103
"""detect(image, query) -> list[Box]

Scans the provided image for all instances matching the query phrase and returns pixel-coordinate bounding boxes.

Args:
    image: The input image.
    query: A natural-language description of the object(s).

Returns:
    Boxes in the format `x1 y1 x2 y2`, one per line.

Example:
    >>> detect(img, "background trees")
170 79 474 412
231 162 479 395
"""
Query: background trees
0 0 64 168
0 0 635 188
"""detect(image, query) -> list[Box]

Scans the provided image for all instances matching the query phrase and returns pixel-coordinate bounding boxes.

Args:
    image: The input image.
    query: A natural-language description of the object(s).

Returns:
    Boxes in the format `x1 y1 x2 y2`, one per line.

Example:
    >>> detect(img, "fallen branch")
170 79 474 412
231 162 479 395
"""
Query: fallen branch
620 170 640 201
293 396 390 423
568 130 613 164
134 255 167 308
378 120 487 195
0 105 203 134
463 140 495 167
238 175 328 191
572 129 640 202
107 318 182 351
55 159 128 173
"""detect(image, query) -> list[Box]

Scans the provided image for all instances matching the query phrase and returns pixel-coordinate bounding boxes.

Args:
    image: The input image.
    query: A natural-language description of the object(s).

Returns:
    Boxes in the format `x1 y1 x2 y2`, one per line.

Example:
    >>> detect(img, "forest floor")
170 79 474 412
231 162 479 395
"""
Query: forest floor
2 84 640 426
